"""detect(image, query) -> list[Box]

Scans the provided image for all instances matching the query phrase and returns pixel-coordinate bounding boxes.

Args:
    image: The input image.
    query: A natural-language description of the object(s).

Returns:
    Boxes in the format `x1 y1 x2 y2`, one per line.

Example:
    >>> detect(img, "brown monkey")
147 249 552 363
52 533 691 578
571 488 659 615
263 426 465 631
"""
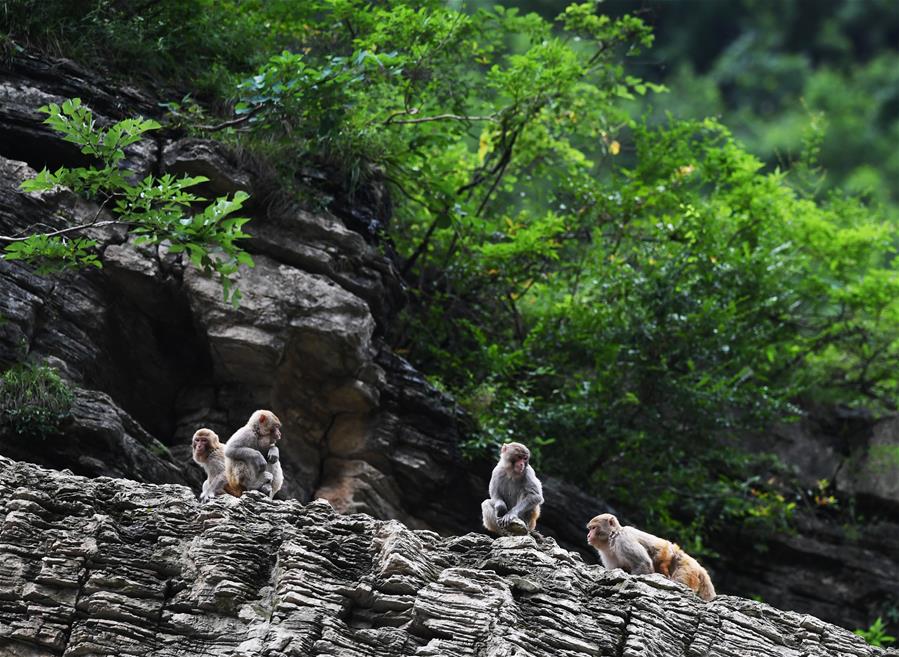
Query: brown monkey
191 428 242 501
586 513 716 601
481 442 544 536
224 410 283 498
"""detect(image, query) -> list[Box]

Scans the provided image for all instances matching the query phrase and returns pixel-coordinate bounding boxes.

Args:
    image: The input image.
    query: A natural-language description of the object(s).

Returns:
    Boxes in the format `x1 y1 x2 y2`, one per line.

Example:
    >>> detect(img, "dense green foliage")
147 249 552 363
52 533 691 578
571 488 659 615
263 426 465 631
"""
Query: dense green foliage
8 99 253 304
548 0 899 213
6 1 899 550
0 362 73 439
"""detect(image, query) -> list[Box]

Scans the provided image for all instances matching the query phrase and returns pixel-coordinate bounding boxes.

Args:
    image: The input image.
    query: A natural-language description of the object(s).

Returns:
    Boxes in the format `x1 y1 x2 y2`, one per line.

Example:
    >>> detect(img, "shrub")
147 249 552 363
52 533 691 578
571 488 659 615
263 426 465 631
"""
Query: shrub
0 363 74 439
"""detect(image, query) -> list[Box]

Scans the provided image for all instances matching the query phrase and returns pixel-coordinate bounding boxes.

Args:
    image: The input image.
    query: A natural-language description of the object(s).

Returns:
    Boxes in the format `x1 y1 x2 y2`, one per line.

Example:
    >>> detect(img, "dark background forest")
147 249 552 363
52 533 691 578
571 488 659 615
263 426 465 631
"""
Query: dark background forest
1 0 898 645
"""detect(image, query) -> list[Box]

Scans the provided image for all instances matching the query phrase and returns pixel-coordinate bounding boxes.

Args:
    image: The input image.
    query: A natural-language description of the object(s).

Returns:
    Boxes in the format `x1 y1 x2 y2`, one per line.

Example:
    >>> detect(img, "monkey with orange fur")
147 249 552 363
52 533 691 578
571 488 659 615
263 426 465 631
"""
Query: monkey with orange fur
586 513 716 601
191 428 242 501
224 410 283 498
481 442 544 536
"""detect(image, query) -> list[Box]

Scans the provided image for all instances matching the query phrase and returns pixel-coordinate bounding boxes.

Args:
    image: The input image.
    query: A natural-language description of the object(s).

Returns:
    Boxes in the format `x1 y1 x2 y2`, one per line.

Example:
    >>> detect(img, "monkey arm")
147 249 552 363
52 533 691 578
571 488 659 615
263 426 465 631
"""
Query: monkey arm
225 444 267 469
507 472 544 520
487 466 508 516
508 492 543 520
617 528 654 575
267 445 280 464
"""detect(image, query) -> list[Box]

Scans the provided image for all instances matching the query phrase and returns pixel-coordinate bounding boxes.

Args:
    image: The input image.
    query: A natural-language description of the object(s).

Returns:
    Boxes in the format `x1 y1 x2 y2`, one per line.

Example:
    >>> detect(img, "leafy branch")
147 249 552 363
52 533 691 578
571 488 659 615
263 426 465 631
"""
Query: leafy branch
7 98 254 304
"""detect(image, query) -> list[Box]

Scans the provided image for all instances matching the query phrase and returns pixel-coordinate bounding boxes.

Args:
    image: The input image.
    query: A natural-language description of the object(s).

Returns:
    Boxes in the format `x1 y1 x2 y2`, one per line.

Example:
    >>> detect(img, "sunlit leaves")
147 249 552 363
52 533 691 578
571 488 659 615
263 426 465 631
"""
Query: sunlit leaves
10 99 252 304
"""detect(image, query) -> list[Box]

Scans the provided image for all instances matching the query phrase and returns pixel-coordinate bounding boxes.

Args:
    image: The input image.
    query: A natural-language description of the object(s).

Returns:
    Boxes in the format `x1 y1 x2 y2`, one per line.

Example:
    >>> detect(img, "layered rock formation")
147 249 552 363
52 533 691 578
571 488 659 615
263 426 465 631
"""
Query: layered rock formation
1 456 894 657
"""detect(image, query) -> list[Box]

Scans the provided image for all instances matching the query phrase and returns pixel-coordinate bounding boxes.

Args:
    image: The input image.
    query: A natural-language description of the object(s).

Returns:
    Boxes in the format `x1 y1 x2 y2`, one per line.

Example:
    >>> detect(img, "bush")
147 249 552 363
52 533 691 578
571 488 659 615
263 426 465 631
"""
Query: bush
0 363 74 439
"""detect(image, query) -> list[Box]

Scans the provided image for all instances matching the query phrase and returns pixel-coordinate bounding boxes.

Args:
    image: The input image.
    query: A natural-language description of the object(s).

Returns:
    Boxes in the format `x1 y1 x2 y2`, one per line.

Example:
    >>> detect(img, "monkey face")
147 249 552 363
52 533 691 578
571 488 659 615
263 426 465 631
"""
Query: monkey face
501 442 530 475
586 514 618 546
253 410 282 444
191 429 219 459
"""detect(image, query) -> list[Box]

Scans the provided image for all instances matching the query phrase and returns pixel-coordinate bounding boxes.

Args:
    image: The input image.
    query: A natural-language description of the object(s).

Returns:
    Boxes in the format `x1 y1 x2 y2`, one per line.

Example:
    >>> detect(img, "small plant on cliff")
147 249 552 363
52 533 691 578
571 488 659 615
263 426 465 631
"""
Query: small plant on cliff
855 617 896 648
0 363 73 440
2 98 254 305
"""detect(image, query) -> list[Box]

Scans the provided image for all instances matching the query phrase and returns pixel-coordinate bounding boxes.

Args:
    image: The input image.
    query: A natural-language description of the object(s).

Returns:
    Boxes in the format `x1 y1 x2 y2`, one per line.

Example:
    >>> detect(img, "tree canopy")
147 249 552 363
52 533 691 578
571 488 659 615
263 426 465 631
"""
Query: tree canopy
4 0 899 553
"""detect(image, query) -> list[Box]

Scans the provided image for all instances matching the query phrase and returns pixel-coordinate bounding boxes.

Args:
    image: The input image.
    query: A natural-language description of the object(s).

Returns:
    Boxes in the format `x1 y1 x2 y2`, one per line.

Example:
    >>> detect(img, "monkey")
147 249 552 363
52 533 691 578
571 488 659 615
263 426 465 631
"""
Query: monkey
586 513 716 601
481 442 544 536
191 428 242 501
224 410 283 498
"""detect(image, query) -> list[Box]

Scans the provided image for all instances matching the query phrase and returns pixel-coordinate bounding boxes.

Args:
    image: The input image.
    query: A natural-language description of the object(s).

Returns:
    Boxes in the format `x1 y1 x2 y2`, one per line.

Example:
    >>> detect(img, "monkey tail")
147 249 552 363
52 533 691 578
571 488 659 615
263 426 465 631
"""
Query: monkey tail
223 481 244 498
526 505 541 531
697 570 717 601
223 463 244 497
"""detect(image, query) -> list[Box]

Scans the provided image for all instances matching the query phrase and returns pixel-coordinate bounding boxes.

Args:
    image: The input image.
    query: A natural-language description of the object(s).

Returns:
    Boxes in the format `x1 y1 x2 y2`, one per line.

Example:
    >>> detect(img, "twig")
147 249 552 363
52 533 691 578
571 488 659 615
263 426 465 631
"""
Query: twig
0 220 122 242
384 112 496 126
0 196 116 242
198 105 263 132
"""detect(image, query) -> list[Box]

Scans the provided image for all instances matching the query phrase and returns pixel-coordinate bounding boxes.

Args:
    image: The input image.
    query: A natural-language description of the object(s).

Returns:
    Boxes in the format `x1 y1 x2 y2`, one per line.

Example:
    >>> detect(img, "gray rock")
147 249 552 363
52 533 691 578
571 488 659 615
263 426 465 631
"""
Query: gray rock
0 456 893 657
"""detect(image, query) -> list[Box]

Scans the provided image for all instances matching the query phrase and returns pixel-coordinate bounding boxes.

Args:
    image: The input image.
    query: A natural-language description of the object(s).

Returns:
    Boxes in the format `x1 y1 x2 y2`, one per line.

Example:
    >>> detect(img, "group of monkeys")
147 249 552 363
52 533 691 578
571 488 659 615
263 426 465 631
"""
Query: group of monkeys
192 413 716 601
191 409 284 501
481 441 716 600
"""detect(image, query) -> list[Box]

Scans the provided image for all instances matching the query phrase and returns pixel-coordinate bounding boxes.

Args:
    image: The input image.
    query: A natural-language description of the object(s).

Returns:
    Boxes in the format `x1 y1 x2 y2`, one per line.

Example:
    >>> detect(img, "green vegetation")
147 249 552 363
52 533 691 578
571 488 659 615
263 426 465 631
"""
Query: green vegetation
0 362 73 439
8 99 253 304
6 1 899 551
855 617 897 648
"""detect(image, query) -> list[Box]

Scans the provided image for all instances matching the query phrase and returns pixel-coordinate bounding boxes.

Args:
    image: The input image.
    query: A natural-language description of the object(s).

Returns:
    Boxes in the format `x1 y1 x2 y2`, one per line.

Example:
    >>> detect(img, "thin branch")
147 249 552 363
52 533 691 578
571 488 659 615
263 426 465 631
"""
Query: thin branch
384 111 496 126
401 211 444 278
198 105 264 132
0 196 116 242
506 290 525 343
0 220 123 242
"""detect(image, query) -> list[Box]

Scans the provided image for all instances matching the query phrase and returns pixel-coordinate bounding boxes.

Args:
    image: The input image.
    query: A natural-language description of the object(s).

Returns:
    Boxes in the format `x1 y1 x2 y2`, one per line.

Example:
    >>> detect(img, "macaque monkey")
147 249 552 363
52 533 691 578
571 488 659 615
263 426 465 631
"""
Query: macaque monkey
481 442 544 536
224 410 284 498
586 513 716 601
191 428 242 501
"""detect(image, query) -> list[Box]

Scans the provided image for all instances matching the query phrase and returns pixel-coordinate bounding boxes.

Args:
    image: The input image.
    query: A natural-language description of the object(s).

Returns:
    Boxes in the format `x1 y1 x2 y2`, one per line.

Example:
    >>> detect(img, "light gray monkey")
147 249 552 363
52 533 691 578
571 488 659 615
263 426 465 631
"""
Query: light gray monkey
481 442 543 536
224 410 283 498
191 428 239 501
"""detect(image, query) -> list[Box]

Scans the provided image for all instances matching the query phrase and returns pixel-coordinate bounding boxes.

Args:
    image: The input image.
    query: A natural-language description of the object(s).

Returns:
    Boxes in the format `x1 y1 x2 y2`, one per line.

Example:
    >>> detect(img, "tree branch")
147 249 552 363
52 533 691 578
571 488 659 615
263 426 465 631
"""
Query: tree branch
0 220 123 242
198 105 264 132
0 196 117 242
384 111 496 126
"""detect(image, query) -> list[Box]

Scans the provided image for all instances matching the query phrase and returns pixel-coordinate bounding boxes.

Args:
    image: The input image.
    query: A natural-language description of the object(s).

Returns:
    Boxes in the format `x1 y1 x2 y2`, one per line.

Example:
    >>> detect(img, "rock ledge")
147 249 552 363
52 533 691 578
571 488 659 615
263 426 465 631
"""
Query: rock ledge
0 457 892 657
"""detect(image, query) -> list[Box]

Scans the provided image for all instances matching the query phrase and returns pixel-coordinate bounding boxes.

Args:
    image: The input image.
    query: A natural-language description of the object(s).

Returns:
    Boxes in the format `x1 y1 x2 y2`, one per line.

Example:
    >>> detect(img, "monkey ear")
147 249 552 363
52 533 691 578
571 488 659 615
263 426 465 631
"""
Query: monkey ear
259 413 268 425
500 444 508 453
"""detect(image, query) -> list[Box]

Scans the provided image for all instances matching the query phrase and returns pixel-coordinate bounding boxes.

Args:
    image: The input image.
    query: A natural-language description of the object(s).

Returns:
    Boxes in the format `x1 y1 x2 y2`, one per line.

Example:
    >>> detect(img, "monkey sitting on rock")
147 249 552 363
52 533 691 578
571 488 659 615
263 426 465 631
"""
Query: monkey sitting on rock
482 442 544 536
224 409 284 499
586 513 716 600
191 428 239 501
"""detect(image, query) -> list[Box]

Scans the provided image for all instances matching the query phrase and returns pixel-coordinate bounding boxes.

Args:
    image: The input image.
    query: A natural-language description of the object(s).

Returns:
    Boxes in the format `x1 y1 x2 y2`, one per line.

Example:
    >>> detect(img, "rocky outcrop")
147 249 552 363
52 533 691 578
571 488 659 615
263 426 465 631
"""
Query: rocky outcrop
1 456 894 657
719 408 899 632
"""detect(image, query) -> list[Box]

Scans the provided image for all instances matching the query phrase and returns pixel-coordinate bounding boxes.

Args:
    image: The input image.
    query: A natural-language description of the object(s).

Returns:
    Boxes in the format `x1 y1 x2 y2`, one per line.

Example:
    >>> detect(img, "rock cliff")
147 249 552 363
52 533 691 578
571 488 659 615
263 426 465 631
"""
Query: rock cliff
1 456 895 657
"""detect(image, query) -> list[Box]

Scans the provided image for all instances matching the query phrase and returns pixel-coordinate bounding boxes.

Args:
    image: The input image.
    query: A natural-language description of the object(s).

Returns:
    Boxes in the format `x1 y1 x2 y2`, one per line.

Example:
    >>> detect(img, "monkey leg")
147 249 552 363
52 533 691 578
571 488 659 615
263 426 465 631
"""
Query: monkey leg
269 463 284 498
482 499 502 534
243 468 273 495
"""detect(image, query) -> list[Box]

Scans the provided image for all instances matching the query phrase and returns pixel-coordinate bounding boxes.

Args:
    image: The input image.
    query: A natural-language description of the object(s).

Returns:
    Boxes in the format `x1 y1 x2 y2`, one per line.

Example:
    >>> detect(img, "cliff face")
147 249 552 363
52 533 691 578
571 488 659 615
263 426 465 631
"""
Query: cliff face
1 456 894 657
0 52 606 553
0 52 473 527
1 51 898 638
